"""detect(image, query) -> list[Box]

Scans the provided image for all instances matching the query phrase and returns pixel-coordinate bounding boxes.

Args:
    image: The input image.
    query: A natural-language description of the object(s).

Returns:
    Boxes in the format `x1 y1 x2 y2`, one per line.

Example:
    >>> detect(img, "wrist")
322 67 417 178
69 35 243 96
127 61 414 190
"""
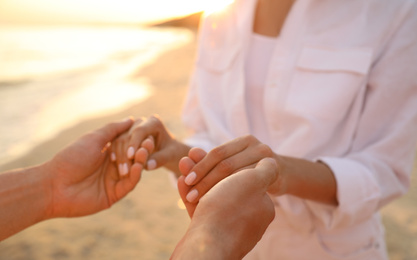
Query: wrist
40 161 57 220
172 222 232 260
267 155 289 196
164 140 191 176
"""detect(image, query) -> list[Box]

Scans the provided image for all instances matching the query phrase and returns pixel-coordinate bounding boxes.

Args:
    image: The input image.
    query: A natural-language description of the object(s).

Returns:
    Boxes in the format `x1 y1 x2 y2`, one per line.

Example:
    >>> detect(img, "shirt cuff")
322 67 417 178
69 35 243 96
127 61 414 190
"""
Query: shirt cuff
306 157 381 229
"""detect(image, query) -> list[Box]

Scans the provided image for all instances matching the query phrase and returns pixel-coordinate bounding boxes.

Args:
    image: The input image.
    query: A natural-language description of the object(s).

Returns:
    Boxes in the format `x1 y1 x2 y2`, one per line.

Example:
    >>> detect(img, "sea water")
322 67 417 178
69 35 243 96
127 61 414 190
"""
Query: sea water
0 24 193 165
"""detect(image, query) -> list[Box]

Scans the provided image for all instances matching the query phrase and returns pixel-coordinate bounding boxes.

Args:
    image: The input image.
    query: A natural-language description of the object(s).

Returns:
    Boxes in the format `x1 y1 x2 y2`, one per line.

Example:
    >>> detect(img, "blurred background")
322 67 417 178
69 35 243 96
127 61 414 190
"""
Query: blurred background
0 1 416 259
0 1 207 259
0 0 218 165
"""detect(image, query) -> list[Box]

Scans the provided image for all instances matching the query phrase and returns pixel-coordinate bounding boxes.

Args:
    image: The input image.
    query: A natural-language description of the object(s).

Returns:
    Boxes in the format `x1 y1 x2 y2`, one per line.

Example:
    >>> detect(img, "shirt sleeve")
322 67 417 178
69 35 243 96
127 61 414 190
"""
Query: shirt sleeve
307 2 417 229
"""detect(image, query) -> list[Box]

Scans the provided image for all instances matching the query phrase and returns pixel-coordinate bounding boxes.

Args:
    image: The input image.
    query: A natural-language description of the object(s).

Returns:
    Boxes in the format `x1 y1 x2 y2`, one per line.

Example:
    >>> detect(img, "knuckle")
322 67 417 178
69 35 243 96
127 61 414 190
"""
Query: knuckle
211 145 227 160
257 143 273 157
149 115 161 124
196 179 211 194
242 134 257 143
217 159 234 174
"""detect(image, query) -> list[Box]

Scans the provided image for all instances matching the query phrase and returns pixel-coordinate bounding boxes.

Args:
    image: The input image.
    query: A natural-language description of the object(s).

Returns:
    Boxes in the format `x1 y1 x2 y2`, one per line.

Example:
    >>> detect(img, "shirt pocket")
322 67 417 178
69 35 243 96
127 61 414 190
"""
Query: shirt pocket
285 46 373 121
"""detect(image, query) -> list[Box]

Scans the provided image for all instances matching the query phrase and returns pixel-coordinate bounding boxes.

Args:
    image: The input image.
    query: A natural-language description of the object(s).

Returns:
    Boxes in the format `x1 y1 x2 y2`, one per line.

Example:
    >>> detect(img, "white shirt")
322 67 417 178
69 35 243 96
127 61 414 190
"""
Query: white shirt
182 0 417 259
245 33 276 142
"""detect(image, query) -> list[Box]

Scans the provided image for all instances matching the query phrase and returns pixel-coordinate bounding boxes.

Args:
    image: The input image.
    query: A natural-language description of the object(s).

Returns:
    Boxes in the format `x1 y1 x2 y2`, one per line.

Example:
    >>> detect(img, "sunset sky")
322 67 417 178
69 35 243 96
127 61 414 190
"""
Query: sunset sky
0 0 227 25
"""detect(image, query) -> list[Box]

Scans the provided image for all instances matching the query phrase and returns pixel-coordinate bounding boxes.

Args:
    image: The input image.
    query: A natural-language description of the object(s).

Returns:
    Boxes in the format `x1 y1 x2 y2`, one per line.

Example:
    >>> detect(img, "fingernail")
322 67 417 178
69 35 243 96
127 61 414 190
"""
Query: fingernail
186 189 198 203
122 163 129 176
184 171 197 185
118 164 124 176
147 159 156 170
127 147 135 159
111 152 116 162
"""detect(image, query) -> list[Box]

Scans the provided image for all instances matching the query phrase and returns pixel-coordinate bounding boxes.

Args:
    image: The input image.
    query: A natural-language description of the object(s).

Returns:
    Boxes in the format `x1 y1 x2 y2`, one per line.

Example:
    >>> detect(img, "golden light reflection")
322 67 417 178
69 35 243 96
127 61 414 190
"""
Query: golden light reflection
177 199 186 210
202 0 235 15
0 0 235 25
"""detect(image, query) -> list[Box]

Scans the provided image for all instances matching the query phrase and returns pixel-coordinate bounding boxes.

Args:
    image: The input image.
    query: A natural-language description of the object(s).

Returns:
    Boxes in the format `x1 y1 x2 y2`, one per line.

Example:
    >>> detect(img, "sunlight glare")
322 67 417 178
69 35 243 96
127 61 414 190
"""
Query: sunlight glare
201 0 235 15
0 0 236 24
177 199 186 210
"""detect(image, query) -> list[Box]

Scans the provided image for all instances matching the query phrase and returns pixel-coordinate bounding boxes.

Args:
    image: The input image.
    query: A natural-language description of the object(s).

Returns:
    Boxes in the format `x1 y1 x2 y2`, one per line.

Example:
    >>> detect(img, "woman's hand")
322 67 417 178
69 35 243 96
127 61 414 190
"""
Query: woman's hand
178 135 285 204
111 115 191 176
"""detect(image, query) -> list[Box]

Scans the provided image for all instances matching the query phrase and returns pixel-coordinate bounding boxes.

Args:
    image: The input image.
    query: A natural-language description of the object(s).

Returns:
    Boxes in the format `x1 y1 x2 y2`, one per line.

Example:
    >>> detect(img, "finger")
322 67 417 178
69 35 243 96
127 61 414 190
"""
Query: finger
126 117 145 159
134 136 153 166
179 157 195 176
116 134 131 177
179 148 207 183
126 115 163 160
129 163 143 186
184 162 256 203
134 147 149 165
114 162 143 200
177 175 197 218
107 142 117 162
190 139 271 187
185 147 266 202
145 149 171 171
144 136 176 171
110 151 117 162
227 158 278 195
141 135 155 154
188 137 250 186
96 117 134 146
188 147 207 164
253 158 279 190
185 144 264 200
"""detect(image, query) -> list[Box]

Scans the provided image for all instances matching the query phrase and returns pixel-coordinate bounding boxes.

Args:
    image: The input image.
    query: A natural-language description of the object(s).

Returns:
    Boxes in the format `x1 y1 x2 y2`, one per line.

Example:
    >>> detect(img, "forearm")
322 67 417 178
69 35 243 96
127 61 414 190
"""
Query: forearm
0 164 52 241
272 155 338 206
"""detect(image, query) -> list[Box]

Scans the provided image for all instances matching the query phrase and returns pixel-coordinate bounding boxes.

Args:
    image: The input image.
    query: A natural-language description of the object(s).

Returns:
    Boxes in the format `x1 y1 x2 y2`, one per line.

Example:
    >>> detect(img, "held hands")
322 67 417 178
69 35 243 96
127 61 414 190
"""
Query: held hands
110 115 190 176
172 158 279 259
178 135 286 209
44 118 147 219
36 118 279 259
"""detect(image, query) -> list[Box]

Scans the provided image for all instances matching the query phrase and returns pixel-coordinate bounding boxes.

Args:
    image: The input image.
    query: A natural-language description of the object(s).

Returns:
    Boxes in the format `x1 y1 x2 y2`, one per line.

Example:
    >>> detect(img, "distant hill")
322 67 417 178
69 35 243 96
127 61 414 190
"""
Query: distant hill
153 11 203 30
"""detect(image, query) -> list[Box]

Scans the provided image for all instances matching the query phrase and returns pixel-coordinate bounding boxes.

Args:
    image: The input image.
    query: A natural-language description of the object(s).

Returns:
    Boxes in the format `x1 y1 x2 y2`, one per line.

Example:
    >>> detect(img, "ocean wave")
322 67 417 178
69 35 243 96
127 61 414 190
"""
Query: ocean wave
0 25 193 166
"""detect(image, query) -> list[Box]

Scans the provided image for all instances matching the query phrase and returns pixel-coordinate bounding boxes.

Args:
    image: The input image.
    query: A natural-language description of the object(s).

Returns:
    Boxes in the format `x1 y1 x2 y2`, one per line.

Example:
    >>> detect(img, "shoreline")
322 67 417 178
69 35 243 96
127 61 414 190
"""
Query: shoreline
0 24 197 172
1 21 416 259
0 27 197 260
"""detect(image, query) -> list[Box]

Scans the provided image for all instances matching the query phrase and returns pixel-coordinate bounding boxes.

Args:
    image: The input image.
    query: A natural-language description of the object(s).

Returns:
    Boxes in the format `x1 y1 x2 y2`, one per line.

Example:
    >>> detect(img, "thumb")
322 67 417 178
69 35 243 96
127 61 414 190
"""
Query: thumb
145 148 172 170
177 175 196 218
96 118 134 144
253 158 279 191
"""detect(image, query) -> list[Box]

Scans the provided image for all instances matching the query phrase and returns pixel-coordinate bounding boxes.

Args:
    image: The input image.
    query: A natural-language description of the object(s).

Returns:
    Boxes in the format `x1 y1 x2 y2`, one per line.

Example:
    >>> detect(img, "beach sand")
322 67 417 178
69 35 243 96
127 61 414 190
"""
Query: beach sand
0 25 416 260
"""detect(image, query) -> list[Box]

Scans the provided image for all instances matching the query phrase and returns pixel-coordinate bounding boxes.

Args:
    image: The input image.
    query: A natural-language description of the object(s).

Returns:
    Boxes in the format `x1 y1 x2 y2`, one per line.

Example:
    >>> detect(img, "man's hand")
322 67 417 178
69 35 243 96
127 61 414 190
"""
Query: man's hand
45 118 142 218
172 158 278 259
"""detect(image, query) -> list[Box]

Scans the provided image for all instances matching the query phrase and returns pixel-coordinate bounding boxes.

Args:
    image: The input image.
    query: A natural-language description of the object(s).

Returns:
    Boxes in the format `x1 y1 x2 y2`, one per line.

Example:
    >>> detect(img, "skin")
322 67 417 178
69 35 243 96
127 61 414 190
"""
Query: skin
0 118 151 241
179 136 338 206
111 115 191 176
113 116 338 208
112 0 337 217
0 118 277 259
253 0 295 37
172 158 278 259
